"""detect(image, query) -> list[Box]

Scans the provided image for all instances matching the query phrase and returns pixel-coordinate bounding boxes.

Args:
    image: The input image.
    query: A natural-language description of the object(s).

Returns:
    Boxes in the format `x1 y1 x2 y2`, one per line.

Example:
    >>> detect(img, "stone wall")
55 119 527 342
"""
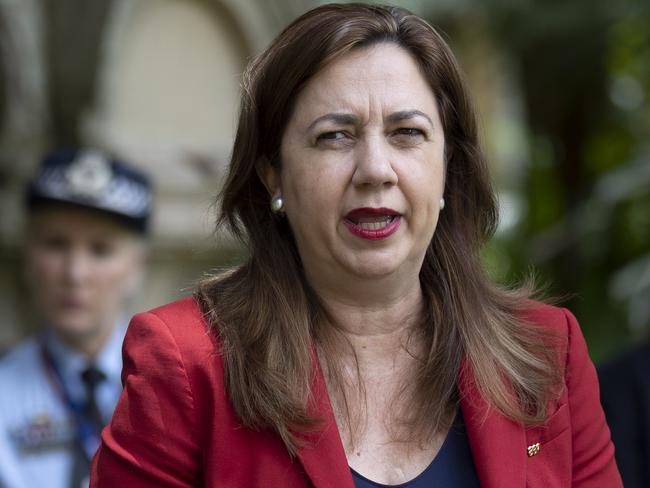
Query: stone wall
0 0 311 347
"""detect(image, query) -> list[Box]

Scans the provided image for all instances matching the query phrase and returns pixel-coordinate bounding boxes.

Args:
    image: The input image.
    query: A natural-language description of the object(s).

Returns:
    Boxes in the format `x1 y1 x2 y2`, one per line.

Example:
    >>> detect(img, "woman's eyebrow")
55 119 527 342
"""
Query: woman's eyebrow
307 110 433 130
307 113 358 130
386 110 434 127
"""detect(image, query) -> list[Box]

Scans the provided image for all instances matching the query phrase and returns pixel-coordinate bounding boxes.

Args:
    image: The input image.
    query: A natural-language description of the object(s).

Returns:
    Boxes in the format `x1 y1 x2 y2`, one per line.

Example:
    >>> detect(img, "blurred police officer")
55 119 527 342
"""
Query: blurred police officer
0 149 152 488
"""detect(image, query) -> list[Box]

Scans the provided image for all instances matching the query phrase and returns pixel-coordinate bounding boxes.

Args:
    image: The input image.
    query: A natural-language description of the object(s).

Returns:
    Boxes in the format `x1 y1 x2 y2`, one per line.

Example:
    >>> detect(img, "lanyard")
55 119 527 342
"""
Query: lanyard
39 342 103 460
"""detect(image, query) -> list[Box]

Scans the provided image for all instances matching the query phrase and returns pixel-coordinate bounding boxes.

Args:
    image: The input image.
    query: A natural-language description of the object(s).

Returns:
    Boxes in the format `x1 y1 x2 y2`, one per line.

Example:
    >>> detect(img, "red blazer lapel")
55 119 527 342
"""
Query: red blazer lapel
295 357 355 488
459 361 527 488
295 354 531 488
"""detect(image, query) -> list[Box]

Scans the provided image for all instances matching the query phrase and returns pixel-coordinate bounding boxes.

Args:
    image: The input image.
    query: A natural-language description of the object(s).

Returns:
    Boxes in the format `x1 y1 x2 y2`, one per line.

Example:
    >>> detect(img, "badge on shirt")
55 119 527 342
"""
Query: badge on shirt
9 414 75 453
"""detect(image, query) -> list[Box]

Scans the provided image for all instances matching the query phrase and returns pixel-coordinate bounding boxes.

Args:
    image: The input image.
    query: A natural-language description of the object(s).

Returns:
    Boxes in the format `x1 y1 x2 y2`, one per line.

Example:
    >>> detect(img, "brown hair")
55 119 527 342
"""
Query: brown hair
197 3 561 452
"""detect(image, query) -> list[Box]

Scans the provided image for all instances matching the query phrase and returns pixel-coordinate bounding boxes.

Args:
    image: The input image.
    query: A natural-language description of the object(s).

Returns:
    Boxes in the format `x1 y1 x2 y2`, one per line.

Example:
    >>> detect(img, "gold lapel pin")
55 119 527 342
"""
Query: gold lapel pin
527 442 541 457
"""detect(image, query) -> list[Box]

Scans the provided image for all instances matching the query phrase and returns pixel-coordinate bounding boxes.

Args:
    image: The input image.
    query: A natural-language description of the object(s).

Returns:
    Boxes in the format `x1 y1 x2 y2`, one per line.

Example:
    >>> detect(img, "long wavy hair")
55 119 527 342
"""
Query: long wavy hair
197 3 561 453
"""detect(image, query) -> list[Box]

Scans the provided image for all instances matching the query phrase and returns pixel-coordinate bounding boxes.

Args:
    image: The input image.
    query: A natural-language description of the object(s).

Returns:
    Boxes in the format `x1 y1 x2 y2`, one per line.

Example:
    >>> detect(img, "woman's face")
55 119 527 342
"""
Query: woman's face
25 206 145 343
270 43 445 291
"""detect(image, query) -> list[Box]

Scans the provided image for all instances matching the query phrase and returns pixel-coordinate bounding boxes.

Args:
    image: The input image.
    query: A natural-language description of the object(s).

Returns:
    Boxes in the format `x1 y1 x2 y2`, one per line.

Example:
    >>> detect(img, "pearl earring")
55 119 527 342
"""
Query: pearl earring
439 198 445 210
271 195 284 213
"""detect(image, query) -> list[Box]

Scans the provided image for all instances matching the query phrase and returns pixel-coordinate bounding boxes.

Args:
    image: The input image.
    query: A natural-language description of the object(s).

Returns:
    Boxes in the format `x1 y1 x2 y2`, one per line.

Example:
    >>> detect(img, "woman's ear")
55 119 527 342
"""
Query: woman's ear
255 156 280 196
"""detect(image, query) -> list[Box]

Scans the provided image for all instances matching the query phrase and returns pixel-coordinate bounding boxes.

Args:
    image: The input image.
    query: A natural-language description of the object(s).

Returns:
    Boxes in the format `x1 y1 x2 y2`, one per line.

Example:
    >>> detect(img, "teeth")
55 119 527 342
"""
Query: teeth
357 217 393 230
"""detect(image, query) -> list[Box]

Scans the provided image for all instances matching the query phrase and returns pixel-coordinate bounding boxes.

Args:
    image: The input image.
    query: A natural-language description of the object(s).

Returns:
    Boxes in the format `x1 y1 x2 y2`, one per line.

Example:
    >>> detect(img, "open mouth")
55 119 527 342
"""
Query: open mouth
345 215 397 230
344 208 401 240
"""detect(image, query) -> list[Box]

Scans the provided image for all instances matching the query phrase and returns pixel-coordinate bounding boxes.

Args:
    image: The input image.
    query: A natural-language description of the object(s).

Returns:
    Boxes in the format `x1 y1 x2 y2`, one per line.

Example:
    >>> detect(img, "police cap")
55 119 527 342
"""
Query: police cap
26 149 153 233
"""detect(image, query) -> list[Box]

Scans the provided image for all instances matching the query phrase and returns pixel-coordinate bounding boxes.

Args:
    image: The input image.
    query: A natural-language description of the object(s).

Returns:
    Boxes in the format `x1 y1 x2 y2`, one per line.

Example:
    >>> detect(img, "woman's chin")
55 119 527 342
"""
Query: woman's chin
344 257 406 281
49 312 101 340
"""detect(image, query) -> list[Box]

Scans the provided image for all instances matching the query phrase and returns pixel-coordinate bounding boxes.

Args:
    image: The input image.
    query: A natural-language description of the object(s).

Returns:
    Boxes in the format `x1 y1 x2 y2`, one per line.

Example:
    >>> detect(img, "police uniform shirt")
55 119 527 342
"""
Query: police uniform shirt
0 323 126 488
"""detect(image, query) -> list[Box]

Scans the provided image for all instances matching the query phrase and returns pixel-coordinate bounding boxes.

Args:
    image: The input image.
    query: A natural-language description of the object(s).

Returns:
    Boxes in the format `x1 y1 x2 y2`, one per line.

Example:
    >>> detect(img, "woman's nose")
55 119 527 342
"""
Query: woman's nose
63 249 93 284
351 135 399 188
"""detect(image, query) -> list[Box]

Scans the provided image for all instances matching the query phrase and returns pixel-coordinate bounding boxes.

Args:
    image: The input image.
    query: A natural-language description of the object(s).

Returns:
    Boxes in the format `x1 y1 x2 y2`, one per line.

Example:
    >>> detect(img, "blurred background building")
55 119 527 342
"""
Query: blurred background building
1 0 648 362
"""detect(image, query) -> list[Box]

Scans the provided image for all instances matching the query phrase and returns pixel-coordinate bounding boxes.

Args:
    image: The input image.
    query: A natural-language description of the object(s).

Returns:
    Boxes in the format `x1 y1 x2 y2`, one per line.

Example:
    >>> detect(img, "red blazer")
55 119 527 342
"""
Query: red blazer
91 297 622 487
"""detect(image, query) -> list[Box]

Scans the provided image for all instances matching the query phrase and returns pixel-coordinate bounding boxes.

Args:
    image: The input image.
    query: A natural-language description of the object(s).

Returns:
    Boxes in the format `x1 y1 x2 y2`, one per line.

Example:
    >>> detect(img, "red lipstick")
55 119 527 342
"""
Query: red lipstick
343 207 401 240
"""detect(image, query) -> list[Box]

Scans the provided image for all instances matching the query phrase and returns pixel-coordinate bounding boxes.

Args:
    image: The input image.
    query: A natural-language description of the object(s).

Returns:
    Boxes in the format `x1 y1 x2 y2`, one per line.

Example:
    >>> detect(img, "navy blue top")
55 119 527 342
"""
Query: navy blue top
351 411 480 487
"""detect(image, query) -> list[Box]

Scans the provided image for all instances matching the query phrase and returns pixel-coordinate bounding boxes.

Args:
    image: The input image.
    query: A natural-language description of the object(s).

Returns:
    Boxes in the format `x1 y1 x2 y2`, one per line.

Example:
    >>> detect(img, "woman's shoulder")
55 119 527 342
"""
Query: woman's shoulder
517 299 579 336
144 296 206 328
517 300 595 378
126 296 220 362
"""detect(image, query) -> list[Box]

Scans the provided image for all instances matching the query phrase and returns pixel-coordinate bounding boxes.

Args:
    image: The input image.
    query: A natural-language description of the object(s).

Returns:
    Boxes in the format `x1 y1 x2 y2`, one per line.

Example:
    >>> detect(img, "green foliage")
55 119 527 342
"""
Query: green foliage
460 0 650 362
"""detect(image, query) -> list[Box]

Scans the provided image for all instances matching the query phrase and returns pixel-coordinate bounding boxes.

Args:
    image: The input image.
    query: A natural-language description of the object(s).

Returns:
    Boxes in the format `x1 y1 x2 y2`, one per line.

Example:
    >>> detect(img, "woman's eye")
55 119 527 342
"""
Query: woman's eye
394 128 424 137
41 236 69 253
91 241 116 259
391 128 426 146
317 131 347 142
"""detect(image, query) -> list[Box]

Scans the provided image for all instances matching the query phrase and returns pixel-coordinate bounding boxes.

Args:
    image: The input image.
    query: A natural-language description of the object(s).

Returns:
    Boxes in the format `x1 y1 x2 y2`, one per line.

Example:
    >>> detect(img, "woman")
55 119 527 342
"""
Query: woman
91 4 622 487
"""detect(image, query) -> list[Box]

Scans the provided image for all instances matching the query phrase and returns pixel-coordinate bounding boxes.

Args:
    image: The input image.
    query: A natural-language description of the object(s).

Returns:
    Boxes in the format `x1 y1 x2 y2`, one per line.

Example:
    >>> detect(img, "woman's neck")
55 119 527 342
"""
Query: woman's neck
53 318 117 361
314 276 424 360
315 277 429 456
